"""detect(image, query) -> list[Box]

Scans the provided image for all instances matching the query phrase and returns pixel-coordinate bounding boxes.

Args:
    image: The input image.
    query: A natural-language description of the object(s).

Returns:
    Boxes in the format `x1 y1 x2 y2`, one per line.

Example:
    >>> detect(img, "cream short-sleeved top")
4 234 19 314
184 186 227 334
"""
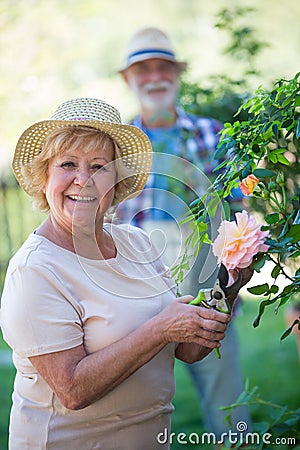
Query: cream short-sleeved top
0 224 177 450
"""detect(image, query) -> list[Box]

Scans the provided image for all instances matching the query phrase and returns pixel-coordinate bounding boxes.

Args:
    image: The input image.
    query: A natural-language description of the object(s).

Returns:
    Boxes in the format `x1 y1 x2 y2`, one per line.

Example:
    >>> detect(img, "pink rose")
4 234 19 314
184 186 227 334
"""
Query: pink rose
212 210 269 274
240 174 260 195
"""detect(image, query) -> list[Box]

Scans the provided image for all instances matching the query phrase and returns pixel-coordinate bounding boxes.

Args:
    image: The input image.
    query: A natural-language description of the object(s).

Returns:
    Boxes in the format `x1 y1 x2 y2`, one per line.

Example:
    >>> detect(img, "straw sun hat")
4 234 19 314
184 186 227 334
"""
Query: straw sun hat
13 98 152 205
118 27 187 72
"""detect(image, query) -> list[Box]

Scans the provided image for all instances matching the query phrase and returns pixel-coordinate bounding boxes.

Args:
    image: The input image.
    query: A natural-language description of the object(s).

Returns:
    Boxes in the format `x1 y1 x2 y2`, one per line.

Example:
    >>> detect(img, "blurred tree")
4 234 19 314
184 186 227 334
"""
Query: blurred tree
179 6 268 123
215 6 269 76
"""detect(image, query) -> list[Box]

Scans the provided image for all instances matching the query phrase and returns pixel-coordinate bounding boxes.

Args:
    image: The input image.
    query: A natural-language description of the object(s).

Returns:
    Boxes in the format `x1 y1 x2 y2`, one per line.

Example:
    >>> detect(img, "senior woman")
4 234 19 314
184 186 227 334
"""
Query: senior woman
1 98 237 450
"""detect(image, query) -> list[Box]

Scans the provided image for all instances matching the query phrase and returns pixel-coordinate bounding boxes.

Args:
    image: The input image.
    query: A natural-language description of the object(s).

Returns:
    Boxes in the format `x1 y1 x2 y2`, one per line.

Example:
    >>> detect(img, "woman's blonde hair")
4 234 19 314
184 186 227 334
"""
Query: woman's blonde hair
21 126 134 212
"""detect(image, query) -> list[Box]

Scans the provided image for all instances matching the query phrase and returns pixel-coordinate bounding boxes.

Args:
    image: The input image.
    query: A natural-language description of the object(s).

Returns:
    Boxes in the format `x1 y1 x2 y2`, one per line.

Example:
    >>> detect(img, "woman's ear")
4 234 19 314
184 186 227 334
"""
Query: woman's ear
42 182 47 194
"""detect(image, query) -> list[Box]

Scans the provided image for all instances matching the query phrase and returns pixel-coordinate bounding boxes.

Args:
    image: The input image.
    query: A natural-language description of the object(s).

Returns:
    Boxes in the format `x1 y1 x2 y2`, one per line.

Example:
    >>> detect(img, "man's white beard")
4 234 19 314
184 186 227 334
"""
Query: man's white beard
132 80 179 112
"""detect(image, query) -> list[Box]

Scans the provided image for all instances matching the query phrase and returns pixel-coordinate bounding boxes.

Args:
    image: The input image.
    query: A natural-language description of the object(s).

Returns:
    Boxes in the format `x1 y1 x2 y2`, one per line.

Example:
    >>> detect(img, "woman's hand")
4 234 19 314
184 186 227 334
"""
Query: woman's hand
157 295 231 360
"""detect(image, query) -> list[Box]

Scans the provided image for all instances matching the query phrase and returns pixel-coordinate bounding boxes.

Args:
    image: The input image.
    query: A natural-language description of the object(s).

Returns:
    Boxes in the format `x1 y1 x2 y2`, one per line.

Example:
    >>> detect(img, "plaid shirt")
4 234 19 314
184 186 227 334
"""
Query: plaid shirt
116 108 224 226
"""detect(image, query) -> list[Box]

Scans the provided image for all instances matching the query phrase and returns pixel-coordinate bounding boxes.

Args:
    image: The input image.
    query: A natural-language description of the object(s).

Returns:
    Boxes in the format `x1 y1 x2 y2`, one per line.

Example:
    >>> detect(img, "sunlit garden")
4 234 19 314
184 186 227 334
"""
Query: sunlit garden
0 1 299 449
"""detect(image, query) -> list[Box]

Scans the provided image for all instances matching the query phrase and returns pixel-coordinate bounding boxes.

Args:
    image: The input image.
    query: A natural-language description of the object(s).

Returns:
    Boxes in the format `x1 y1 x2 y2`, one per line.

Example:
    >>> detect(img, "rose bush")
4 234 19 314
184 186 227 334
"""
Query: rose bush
173 72 300 338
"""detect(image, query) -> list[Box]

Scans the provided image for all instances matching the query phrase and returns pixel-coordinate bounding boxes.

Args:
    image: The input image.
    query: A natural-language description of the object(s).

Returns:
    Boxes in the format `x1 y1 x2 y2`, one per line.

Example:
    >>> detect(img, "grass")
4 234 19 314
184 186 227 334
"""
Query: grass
0 300 299 449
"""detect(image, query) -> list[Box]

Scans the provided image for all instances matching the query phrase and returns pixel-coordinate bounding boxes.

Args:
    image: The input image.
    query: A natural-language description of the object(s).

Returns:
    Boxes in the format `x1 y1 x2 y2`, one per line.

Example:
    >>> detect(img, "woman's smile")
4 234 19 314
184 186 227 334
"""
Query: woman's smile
66 194 98 203
44 144 116 233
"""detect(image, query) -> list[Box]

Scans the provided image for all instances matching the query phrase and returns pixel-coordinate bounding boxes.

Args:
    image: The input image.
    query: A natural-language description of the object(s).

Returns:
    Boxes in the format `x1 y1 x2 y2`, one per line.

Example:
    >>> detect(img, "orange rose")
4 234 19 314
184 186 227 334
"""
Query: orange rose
240 174 260 195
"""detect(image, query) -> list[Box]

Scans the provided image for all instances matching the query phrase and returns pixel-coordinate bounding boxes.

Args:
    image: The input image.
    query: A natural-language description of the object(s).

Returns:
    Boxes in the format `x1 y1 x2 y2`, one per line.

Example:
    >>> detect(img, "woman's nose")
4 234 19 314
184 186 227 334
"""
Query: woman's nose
73 167 94 186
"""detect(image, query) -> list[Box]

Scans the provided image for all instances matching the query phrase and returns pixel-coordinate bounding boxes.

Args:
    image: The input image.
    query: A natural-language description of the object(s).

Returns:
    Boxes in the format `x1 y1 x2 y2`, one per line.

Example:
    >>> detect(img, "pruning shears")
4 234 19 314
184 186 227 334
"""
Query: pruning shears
189 263 243 357
190 263 242 313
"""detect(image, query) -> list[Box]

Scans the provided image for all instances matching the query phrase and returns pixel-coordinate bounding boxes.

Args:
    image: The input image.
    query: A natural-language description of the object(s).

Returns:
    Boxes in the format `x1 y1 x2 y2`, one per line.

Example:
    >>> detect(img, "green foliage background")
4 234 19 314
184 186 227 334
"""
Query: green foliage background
1 0 300 173
0 1 300 448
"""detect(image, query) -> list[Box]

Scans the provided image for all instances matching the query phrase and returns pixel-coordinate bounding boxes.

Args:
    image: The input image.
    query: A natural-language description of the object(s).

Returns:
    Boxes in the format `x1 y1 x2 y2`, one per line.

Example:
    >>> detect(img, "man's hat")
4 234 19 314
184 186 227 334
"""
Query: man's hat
118 27 187 72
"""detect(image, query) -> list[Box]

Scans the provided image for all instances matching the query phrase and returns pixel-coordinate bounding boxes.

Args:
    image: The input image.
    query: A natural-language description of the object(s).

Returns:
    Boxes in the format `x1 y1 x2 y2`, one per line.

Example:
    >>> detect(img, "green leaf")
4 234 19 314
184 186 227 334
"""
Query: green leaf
269 285 279 294
268 153 278 164
277 154 290 165
262 122 272 133
281 319 300 341
295 95 300 107
272 123 279 137
252 258 266 272
196 222 208 232
282 118 294 128
281 284 295 296
222 200 231 220
282 94 294 108
252 144 260 154
180 214 195 224
285 224 300 243
214 159 229 171
190 231 200 248
278 219 291 239
207 196 220 217
296 118 300 138
293 206 300 220
202 233 211 244
253 299 270 327
272 148 287 154
214 143 228 160
226 140 236 150
241 164 253 178
275 293 294 313
265 213 279 224
248 283 269 295
253 168 276 178
189 198 202 208
171 263 181 275
271 265 281 278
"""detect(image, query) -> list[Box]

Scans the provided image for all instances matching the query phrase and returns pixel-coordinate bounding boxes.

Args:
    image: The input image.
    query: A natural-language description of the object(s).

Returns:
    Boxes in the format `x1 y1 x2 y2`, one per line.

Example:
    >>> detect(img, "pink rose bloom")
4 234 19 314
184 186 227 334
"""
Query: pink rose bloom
212 210 269 272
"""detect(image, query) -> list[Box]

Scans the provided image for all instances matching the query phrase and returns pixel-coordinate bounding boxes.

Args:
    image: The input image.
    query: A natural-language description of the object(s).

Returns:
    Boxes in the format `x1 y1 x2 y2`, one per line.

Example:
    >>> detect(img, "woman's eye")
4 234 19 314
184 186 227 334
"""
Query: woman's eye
92 164 108 171
60 161 75 168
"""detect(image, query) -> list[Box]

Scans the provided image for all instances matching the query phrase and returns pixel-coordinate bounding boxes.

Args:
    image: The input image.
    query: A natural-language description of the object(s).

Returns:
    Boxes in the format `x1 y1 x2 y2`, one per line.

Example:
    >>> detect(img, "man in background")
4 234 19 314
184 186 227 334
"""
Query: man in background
116 27 251 440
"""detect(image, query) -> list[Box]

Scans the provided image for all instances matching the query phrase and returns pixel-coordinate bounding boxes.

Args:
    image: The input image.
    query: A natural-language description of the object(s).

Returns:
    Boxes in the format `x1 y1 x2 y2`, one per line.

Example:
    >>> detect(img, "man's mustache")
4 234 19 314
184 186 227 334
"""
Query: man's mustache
143 81 173 93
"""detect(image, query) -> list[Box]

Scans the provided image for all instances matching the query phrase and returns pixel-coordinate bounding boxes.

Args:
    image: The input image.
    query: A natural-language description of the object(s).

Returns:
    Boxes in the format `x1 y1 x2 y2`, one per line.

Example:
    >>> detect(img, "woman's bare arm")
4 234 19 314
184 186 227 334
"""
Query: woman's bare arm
29 296 229 410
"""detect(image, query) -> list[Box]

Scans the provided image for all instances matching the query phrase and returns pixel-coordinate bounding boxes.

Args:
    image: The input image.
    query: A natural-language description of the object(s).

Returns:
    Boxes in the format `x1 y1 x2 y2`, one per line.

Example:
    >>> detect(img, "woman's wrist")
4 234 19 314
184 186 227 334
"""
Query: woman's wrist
143 312 170 347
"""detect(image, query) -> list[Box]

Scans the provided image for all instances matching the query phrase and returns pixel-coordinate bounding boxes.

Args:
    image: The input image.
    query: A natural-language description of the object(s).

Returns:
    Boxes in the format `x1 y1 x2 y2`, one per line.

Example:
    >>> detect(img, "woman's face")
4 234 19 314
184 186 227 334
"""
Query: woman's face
43 138 116 233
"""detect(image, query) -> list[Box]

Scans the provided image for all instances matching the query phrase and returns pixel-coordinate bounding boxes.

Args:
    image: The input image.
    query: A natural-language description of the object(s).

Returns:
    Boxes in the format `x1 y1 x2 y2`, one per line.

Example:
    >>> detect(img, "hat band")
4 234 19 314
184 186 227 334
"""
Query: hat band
129 48 176 59
126 48 177 66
